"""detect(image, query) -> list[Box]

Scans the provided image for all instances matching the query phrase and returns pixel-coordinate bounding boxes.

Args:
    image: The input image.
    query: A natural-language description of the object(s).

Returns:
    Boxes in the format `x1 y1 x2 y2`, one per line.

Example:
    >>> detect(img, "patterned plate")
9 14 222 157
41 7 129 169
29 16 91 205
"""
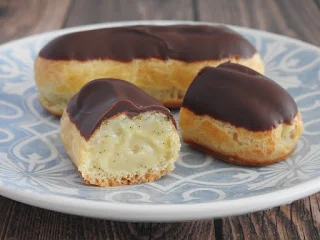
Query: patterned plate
0 21 319 222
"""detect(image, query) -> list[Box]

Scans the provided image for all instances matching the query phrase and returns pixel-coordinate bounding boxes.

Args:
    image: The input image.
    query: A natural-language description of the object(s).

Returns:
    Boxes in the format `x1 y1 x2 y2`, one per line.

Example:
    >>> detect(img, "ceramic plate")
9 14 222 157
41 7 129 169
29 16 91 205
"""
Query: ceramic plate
0 21 319 222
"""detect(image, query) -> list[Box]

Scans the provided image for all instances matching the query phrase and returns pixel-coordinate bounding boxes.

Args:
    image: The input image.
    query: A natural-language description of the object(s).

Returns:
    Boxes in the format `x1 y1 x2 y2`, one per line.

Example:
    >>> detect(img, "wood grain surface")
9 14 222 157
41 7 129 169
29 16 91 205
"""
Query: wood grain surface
0 0 319 239
0 0 71 44
197 0 320 45
64 0 194 27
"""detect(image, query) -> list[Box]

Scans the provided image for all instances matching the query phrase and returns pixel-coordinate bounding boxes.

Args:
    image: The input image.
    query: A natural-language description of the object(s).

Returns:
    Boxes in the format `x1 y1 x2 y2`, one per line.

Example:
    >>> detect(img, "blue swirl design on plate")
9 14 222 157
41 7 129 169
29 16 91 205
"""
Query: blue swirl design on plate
0 28 320 204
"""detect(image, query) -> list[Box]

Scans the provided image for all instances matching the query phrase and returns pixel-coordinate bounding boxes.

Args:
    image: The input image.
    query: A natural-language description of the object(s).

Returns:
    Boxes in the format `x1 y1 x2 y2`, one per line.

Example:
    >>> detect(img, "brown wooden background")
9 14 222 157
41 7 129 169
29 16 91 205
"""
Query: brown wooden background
0 0 320 239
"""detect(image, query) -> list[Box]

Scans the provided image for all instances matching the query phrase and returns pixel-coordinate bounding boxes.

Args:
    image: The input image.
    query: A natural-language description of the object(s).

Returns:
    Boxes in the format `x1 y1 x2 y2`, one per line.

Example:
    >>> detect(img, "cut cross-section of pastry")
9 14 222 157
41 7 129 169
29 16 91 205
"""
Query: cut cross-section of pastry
179 63 304 166
60 78 181 187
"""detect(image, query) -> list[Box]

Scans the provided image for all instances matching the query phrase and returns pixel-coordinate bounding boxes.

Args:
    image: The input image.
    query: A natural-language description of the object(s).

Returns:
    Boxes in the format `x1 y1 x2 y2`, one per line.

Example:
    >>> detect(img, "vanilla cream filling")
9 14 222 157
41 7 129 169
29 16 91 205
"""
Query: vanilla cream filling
88 112 177 175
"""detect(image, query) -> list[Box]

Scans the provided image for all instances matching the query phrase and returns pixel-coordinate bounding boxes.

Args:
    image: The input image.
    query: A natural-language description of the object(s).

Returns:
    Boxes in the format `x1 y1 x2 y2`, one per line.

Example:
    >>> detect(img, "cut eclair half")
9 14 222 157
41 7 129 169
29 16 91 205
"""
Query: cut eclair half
179 63 304 166
60 78 181 187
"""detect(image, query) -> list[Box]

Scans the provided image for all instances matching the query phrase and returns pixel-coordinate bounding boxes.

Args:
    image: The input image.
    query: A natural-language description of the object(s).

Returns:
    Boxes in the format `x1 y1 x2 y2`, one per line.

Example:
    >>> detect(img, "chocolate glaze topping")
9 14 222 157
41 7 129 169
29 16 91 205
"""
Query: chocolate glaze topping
67 78 176 140
39 25 257 62
182 63 298 131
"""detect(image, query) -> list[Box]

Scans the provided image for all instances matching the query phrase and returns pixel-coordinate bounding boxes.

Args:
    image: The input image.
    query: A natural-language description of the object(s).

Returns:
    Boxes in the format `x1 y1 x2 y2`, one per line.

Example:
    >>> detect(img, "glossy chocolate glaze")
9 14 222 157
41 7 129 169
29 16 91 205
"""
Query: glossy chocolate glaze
39 25 257 62
67 78 176 140
182 63 298 131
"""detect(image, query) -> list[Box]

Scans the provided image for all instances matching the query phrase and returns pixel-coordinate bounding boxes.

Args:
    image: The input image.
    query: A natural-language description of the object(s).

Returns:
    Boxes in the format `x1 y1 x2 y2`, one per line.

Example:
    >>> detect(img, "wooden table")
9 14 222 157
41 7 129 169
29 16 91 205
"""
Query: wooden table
0 0 319 239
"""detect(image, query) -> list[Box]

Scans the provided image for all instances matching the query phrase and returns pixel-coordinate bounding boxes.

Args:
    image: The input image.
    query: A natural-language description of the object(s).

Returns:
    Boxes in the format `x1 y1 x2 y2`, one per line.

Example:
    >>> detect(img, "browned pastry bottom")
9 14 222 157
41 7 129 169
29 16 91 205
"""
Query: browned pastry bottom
44 106 62 117
163 100 182 109
71 162 170 187
82 169 170 187
184 139 295 167
39 96 63 117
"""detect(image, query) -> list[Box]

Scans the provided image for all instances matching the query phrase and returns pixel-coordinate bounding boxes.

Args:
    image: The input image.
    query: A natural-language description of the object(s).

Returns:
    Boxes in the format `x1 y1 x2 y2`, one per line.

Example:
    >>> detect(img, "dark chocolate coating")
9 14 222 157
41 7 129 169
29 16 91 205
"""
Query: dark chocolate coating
182 63 298 131
67 78 176 140
39 25 257 62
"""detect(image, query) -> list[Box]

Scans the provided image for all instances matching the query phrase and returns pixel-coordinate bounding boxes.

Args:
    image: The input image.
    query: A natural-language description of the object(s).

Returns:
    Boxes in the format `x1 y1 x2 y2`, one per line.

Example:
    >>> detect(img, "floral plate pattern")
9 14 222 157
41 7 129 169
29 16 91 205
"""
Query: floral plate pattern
0 21 319 221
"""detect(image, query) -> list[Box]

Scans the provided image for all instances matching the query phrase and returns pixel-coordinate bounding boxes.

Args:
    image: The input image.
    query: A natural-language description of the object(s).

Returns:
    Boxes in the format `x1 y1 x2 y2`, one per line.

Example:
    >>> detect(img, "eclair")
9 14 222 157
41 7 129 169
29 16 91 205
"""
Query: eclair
60 78 181 187
35 24 264 116
179 63 304 166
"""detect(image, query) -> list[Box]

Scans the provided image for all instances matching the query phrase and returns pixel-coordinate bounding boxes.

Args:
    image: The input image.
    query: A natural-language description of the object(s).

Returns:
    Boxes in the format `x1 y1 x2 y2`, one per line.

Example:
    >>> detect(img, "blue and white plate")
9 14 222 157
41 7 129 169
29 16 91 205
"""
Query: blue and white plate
0 21 319 222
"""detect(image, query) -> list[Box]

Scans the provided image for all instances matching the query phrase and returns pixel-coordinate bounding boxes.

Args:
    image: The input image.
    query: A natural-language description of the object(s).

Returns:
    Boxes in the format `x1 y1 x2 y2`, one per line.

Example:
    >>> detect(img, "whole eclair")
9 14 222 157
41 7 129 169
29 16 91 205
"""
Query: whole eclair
34 24 264 116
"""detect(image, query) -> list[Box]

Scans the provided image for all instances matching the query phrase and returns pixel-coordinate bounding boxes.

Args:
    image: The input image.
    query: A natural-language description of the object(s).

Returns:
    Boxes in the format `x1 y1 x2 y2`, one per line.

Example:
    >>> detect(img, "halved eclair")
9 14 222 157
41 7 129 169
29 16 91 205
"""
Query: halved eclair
179 63 303 166
60 78 181 187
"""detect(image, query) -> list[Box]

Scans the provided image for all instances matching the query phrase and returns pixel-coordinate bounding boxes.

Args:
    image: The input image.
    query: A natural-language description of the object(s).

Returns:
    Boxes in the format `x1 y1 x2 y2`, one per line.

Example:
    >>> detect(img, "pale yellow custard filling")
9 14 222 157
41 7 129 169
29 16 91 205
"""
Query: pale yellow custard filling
87 112 179 176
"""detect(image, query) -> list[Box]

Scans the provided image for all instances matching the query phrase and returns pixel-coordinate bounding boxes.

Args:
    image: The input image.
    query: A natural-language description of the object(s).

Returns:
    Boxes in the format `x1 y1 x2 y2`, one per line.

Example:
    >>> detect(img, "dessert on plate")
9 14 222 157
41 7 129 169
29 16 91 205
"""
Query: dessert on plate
34 24 264 115
179 63 304 166
60 78 181 187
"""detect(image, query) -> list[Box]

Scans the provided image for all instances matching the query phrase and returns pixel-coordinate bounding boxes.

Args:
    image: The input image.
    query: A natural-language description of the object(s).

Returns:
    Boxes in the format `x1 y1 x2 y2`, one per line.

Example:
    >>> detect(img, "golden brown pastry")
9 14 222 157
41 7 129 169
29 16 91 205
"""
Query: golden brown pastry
179 63 303 166
60 78 181 187
34 25 264 116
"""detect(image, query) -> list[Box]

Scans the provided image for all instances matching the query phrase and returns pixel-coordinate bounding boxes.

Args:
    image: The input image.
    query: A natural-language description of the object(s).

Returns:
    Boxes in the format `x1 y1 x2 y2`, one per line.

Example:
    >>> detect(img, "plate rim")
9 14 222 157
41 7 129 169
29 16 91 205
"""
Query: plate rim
0 20 320 222
1 174 320 222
